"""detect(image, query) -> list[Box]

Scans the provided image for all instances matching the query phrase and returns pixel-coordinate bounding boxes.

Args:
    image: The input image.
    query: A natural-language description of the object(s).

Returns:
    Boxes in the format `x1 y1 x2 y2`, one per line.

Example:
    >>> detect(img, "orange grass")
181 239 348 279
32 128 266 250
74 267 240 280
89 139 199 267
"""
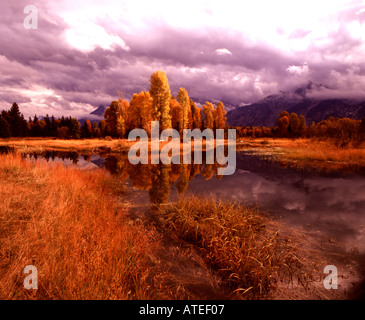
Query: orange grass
0 153 160 299
158 196 317 299
0 137 133 154
238 138 365 168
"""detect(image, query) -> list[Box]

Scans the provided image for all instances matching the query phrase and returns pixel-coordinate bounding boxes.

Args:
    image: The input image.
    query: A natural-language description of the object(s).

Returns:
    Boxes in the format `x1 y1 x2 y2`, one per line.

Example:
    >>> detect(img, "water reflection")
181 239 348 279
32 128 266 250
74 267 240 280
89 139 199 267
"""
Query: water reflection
25 151 225 206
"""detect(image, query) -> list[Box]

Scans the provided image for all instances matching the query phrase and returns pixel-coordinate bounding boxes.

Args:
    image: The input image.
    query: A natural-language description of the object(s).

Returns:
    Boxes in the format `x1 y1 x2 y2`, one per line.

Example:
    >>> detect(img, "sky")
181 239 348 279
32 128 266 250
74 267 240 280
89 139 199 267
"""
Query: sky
1 0 365 118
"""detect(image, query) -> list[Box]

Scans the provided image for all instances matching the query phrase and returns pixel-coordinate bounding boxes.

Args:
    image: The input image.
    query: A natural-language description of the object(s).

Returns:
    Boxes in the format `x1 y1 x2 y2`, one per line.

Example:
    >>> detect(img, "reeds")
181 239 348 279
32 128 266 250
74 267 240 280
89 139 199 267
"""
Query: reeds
158 196 311 299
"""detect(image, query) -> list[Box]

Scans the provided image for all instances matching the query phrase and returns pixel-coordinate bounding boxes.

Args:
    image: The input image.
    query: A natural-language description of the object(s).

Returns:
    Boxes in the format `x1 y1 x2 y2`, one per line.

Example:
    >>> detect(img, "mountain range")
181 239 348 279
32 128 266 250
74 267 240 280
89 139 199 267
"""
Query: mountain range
226 83 365 127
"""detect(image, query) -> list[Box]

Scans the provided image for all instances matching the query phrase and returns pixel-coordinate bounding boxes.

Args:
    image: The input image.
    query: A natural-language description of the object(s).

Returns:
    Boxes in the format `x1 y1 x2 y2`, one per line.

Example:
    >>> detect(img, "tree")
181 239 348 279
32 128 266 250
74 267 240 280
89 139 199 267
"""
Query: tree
99 120 107 137
104 100 129 138
277 115 289 136
128 91 153 134
8 103 26 137
170 98 183 133
177 87 190 130
289 113 300 136
0 117 11 138
213 101 227 130
149 70 172 131
202 102 214 130
69 118 81 139
190 99 202 130
82 120 93 138
298 115 306 137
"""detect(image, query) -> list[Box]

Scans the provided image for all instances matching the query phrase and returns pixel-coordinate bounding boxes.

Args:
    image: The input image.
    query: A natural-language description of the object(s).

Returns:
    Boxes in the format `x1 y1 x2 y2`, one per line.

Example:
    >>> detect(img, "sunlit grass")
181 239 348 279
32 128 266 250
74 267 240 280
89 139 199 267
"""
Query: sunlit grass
238 138 365 169
0 137 134 154
158 196 315 299
0 153 160 299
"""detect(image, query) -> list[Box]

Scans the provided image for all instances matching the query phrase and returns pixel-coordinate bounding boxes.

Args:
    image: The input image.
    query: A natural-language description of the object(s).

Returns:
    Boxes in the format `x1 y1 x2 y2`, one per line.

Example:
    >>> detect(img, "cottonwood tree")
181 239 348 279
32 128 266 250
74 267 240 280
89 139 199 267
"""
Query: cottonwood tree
202 102 214 130
128 91 153 135
149 71 172 131
170 98 183 133
190 99 202 130
214 101 227 130
177 87 190 131
104 99 129 137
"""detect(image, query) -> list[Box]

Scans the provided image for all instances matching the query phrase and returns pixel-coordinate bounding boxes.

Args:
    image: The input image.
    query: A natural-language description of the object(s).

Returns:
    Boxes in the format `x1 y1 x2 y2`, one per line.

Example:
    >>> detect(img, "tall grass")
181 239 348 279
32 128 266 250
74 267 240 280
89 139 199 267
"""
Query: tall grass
0 153 159 299
158 196 311 299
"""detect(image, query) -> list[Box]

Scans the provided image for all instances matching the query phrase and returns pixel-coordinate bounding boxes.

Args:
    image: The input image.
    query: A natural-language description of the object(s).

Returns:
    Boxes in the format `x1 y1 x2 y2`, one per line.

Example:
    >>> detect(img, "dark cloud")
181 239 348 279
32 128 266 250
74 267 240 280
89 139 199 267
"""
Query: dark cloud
1 0 365 117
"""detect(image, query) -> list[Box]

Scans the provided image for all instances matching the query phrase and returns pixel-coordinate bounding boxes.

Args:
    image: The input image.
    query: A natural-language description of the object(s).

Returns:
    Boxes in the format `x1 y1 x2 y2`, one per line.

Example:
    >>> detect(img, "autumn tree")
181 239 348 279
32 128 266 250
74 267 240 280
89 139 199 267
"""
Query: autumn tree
170 98 183 133
99 120 107 137
177 87 190 130
202 102 214 130
82 120 93 138
128 91 153 134
149 71 172 131
277 113 289 137
213 101 227 130
104 99 129 138
190 99 202 130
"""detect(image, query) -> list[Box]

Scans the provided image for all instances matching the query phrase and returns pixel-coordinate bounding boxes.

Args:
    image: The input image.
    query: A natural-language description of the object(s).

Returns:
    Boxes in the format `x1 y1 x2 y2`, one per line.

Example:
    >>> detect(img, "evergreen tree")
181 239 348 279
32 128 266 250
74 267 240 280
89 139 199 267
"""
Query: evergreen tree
0 117 11 138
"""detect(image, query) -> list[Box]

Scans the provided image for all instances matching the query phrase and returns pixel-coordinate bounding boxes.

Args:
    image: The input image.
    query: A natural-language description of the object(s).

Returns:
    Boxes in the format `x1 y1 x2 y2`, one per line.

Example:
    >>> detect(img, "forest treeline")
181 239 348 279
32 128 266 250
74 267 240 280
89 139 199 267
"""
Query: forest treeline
0 70 364 145
235 110 365 146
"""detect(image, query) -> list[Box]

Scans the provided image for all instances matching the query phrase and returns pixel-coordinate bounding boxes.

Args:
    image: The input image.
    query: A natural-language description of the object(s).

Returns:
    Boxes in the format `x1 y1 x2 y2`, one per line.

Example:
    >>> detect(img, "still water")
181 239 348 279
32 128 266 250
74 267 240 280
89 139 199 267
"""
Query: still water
25 150 365 257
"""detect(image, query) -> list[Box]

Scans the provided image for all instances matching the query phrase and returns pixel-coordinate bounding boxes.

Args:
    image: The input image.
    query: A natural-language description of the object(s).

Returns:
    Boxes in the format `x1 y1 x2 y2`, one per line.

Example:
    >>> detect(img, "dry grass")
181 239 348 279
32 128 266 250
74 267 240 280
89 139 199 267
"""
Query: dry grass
157 196 316 299
0 153 160 300
273 138 365 164
0 137 133 154
237 138 365 170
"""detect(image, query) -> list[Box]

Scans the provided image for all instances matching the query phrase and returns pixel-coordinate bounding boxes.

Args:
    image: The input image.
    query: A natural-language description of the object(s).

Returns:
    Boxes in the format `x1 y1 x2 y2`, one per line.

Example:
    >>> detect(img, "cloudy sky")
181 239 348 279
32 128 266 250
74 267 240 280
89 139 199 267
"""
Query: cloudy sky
1 0 365 118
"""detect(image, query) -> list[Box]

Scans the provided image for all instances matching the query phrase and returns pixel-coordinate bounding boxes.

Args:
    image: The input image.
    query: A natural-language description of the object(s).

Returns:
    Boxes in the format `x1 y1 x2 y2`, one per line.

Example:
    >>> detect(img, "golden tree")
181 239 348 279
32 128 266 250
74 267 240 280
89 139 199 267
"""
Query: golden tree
202 102 214 130
128 91 153 134
149 71 172 131
177 87 190 130
170 98 183 133
104 99 129 137
214 101 227 129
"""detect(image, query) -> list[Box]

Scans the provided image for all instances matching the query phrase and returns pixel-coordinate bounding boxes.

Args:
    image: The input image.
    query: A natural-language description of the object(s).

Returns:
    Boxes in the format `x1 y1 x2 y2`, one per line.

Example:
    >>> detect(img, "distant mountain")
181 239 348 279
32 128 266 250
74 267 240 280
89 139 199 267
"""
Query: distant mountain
227 84 365 127
90 105 107 117
77 105 107 125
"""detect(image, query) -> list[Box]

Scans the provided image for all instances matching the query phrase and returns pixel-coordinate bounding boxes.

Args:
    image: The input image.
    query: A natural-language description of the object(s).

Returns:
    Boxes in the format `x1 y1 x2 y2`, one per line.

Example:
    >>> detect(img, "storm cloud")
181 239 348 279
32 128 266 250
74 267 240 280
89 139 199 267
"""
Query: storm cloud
1 0 365 117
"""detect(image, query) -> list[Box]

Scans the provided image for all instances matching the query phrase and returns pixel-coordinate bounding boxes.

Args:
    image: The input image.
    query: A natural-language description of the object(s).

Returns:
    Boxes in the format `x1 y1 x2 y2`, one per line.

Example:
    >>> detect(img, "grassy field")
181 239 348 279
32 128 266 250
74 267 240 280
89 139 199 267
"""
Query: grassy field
237 138 365 171
0 153 159 299
0 152 337 299
0 137 133 154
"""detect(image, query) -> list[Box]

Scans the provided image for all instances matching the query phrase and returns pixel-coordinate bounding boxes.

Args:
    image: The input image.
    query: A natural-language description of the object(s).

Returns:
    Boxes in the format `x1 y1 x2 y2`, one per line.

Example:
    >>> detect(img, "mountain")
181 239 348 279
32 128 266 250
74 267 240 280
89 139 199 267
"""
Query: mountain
227 84 365 127
90 105 107 117
77 105 107 125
